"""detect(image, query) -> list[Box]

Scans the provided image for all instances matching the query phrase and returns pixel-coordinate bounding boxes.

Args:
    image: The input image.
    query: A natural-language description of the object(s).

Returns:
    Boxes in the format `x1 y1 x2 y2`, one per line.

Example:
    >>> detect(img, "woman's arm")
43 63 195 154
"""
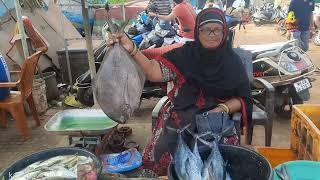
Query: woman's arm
149 12 176 21
210 98 242 113
132 50 163 82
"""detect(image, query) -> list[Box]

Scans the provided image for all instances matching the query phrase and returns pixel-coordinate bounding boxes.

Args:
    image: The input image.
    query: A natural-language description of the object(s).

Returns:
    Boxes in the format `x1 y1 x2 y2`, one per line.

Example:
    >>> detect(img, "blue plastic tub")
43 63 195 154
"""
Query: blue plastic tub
0 53 11 100
274 160 320 180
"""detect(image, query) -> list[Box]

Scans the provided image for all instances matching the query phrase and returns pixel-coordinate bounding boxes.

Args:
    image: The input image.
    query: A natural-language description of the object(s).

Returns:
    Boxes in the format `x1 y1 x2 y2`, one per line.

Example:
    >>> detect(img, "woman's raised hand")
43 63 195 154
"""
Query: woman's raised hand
106 33 134 53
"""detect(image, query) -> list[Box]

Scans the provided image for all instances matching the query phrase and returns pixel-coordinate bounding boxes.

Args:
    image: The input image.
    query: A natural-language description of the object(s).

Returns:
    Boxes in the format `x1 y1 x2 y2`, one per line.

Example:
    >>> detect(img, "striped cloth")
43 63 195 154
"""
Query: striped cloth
147 0 172 15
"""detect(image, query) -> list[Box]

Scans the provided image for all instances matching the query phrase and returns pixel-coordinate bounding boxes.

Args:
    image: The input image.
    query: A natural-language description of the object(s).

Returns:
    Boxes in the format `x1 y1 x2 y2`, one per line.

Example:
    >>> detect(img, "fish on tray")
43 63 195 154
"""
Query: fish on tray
9 155 97 180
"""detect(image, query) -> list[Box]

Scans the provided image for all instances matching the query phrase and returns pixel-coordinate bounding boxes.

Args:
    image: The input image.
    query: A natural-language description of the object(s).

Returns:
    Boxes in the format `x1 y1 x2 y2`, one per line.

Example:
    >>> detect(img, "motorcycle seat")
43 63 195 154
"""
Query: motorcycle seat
239 40 295 54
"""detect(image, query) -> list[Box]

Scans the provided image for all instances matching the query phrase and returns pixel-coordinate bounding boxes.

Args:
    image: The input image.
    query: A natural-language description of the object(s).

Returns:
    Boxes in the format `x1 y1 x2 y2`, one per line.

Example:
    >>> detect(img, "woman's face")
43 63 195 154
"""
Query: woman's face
198 22 224 49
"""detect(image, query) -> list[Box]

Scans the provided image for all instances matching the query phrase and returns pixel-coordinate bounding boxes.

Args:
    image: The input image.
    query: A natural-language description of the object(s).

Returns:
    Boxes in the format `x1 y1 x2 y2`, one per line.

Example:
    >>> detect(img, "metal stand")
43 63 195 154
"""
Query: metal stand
68 136 103 155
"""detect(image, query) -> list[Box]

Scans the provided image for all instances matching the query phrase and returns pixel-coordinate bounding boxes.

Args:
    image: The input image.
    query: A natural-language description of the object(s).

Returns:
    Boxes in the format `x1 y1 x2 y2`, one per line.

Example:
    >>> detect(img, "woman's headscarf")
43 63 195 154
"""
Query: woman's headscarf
162 8 252 114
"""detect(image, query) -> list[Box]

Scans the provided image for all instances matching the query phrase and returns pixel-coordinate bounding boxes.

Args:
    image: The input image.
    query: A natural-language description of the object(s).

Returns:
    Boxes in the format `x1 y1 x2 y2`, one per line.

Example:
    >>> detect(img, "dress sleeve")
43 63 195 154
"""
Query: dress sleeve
158 61 177 82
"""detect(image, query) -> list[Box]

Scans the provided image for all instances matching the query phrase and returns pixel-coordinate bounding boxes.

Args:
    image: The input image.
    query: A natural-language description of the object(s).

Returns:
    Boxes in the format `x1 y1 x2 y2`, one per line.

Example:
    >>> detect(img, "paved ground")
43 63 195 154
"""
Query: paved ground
1 24 320 173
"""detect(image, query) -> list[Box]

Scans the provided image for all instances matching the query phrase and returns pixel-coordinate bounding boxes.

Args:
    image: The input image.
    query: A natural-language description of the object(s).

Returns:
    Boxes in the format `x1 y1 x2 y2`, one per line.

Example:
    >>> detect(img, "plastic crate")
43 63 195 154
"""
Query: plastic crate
291 105 320 161
256 147 297 167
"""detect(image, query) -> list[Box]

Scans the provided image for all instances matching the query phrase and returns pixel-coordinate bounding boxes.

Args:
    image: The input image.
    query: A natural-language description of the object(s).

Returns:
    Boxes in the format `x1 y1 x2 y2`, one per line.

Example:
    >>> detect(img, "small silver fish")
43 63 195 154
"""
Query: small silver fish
36 166 77 179
9 155 92 180
174 132 202 180
202 140 232 180
192 138 203 171
10 170 42 180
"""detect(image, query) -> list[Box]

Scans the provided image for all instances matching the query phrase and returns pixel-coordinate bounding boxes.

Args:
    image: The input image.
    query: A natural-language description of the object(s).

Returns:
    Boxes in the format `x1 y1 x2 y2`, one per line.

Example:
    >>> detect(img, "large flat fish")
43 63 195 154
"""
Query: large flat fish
94 19 145 124
94 43 145 123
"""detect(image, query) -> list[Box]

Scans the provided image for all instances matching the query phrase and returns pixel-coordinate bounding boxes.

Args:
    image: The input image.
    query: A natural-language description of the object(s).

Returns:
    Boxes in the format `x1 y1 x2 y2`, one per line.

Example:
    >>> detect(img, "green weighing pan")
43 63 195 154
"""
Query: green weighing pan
45 109 118 136
274 160 320 180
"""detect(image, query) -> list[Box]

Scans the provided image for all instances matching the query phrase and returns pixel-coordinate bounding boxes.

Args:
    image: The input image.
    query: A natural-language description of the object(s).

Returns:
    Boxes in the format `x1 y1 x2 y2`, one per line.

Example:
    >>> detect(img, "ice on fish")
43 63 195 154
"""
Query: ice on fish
9 155 95 180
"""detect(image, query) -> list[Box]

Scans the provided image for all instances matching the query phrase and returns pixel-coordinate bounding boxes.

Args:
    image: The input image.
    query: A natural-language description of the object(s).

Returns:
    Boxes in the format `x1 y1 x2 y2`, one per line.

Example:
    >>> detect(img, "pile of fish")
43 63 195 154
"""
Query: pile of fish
174 129 232 180
9 155 97 180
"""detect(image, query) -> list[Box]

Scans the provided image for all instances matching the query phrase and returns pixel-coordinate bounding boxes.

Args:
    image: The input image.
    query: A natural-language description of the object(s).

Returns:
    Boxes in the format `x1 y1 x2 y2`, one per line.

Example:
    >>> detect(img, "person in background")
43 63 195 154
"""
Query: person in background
229 0 245 15
149 0 196 41
204 0 224 10
239 8 250 32
197 0 208 10
289 0 315 51
146 0 172 29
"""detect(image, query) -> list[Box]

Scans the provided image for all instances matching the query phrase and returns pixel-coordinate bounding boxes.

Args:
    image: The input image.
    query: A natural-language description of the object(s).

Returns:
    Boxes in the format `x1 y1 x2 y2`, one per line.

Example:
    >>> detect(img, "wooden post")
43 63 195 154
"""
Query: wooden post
14 0 29 59
58 2 73 85
81 0 97 105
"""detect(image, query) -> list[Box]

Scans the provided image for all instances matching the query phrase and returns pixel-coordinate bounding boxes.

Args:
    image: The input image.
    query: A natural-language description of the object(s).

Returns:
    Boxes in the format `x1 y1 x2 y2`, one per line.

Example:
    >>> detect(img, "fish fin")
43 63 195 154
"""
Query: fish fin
119 19 130 32
223 160 228 180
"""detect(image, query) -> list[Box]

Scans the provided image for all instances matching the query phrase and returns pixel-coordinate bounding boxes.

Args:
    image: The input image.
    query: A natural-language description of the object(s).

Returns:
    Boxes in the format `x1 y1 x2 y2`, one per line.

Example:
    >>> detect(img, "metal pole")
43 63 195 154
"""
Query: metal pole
58 2 73 85
14 0 29 59
121 4 126 22
81 0 97 105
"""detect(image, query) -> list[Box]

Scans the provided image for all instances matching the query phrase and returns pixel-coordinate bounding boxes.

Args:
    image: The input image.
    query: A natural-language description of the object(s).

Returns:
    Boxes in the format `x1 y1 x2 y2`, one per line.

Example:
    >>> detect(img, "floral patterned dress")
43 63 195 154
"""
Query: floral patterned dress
141 59 248 176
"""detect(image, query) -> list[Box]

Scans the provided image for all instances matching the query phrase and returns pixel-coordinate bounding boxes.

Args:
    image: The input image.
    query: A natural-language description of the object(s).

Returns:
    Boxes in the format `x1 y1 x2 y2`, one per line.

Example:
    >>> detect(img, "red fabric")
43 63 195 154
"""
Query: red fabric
141 43 183 59
196 90 205 108
172 2 196 39
155 56 186 88
237 97 247 128
171 111 180 128
142 153 171 176
142 104 172 176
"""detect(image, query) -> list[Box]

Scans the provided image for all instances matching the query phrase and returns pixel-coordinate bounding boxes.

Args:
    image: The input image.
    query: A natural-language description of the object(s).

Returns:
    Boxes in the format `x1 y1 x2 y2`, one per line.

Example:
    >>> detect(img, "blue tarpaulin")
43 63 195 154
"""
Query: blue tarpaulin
59 0 108 36
0 0 15 16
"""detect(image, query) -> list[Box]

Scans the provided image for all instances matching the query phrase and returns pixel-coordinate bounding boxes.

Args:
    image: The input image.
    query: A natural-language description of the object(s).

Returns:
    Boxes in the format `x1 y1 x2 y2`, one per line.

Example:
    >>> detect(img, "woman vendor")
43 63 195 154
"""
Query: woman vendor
107 8 252 176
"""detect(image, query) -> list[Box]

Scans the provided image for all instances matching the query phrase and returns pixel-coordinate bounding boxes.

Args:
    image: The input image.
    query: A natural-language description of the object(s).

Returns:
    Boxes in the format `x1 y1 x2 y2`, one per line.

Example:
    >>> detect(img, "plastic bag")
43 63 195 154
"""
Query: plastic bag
94 43 145 124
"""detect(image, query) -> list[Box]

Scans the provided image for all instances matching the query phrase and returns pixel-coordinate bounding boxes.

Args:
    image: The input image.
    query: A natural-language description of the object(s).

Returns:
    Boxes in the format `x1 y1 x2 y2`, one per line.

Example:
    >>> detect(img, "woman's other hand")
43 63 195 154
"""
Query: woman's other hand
106 33 134 53
209 107 225 112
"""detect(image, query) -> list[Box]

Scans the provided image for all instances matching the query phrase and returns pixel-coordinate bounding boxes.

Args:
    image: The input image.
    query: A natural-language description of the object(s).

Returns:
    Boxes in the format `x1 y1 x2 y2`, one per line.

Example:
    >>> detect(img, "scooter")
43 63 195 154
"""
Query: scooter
252 3 286 32
240 40 316 117
118 11 179 49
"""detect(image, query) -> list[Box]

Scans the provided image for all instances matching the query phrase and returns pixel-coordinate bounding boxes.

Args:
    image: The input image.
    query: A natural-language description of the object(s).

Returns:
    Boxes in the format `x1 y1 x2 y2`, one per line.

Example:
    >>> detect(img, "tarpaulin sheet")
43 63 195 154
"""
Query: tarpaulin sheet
0 0 15 17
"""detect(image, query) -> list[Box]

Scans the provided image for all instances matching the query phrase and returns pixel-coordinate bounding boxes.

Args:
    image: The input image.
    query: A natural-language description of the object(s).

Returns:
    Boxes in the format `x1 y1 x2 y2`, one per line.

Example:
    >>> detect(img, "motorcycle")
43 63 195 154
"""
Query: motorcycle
240 40 316 117
312 3 320 46
252 4 287 35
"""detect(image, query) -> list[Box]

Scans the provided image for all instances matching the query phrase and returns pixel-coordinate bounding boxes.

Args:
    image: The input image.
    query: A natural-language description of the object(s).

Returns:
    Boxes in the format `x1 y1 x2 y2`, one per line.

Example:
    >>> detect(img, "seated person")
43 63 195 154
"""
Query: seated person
149 0 196 41
146 0 172 30
204 0 224 10
107 8 252 176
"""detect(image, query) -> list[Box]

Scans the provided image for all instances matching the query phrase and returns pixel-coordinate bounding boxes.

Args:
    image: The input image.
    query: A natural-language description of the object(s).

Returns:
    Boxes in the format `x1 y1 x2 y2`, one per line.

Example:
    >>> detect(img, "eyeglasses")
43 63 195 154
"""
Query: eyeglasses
199 28 224 36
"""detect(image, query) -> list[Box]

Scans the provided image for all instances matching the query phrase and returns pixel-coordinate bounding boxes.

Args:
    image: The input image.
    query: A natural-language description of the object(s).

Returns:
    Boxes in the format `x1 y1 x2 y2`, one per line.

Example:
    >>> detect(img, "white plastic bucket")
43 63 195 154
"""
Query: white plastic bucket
32 78 48 114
